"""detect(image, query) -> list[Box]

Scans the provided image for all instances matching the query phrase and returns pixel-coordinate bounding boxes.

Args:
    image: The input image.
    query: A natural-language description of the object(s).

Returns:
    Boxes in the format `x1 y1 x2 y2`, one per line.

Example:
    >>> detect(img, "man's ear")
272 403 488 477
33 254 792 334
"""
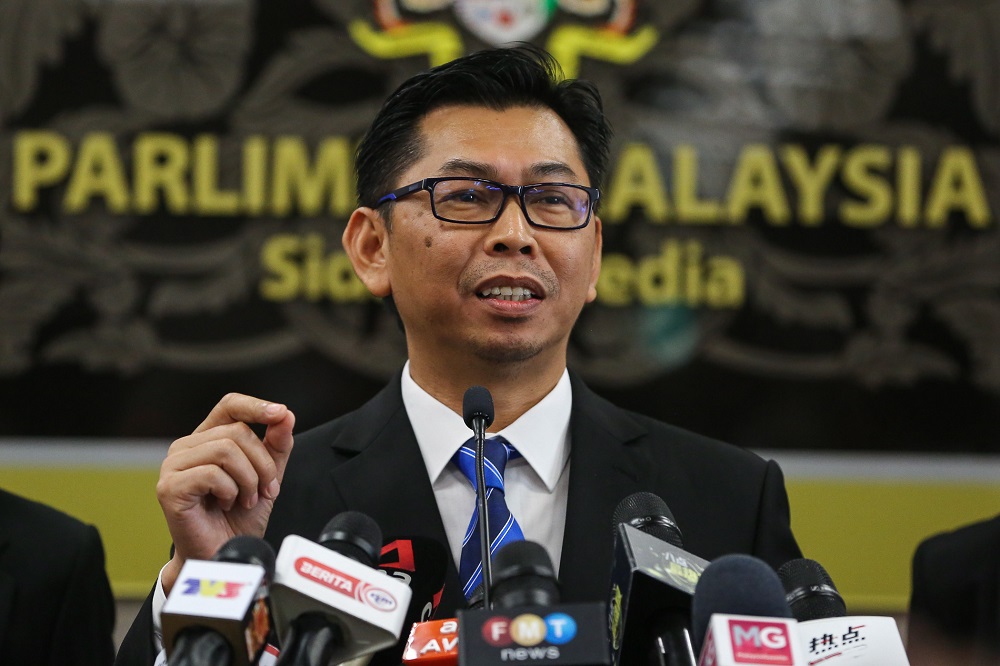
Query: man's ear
342 207 392 298
587 214 603 303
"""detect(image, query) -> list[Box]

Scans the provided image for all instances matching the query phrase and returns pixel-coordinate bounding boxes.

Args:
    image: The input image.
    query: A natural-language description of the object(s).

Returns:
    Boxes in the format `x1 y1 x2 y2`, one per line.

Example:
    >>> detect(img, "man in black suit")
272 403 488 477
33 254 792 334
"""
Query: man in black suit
0 488 116 665
907 515 1000 665
117 46 801 664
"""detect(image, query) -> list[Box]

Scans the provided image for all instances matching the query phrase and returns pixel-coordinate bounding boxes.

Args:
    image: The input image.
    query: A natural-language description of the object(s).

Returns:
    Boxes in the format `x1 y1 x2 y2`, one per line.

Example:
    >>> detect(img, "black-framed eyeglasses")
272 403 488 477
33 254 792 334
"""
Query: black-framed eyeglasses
375 177 600 230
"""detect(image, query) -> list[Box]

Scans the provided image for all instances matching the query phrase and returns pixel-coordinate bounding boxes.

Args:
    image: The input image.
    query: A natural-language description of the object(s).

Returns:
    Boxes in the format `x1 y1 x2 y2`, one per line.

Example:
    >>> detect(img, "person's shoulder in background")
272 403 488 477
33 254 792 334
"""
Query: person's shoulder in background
0 488 116 666
908 514 1000 665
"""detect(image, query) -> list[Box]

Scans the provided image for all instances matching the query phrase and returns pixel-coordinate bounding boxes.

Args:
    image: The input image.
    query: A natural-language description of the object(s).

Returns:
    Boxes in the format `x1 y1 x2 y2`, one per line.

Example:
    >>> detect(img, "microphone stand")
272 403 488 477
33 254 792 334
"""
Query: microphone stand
472 413 492 610
649 612 696 666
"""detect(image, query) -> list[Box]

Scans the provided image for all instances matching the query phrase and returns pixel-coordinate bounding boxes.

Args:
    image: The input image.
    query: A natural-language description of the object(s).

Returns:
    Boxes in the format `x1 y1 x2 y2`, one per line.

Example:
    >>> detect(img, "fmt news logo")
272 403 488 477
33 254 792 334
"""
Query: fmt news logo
482 613 577 661
728 619 794 666
180 578 247 599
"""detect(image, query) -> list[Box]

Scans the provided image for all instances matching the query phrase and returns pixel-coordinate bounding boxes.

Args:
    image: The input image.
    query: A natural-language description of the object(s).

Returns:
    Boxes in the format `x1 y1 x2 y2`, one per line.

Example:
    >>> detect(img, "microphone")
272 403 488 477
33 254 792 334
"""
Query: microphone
270 512 413 665
317 533 448 664
779 559 909 665
379 536 449 624
614 492 683 547
607 492 705 666
491 541 559 609
462 385 495 610
462 385 494 433
778 558 847 622
691 554 805 666
691 554 793 656
162 535 277 666
458 540 612 665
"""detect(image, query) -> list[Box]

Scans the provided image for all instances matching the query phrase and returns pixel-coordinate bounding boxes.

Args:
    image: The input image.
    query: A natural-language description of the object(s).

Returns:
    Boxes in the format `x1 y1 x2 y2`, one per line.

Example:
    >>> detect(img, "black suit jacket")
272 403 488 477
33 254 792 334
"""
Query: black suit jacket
908 515 1000 658
116 372 801 664
0 488 116 666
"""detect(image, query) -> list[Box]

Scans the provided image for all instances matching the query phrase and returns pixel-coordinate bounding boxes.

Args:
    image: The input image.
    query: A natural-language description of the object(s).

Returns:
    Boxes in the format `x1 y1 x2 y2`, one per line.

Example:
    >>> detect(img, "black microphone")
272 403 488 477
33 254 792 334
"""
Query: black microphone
458 540 612 664
608 492 703 666
271 512 413 666
613 492 683 548
163 535 277 666
379 536 450 624
777 558 847 622
462 385 495 610
690 554 796 663
491 541 560 609
321 511 382 563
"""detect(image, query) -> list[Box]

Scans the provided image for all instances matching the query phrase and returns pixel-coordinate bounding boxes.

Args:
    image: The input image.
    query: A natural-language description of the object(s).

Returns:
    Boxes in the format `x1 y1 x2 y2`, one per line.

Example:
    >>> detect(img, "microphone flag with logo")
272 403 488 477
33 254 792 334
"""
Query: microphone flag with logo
779 558 909 665
607 491 705 666
691 554 805 666
458 540 612 665
270 511 413 665
162 535 276 666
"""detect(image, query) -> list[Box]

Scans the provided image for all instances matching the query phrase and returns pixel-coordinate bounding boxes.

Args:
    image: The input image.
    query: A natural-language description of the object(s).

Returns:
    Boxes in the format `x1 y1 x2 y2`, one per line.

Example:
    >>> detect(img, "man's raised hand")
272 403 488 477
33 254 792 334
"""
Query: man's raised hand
156 393 295 593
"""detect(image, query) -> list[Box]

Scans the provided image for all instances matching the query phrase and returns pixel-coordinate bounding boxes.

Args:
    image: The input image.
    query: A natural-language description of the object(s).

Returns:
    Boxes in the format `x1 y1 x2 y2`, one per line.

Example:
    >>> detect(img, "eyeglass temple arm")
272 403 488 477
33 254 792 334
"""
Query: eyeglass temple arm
376 179 430 205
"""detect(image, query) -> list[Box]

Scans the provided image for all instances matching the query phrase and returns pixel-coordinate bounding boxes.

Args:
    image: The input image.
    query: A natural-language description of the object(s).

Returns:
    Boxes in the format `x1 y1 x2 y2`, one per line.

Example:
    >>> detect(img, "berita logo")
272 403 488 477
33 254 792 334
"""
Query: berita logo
728 619 794 666
294 557 397 611
482 612 577 661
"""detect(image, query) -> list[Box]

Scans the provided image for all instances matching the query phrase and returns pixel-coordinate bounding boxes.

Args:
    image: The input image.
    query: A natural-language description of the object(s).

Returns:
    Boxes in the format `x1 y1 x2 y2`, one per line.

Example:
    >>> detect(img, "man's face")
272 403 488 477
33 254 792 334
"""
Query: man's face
362 104 602 370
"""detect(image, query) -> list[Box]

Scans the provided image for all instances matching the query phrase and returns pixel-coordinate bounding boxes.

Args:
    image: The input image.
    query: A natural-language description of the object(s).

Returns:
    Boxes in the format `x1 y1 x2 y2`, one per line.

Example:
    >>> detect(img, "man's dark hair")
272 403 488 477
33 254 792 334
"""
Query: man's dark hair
355 45 613 217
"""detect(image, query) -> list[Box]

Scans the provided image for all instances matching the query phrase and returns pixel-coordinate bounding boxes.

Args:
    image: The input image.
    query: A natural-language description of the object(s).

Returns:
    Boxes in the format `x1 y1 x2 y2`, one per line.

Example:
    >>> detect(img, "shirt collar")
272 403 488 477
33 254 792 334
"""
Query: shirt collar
400 361 572 492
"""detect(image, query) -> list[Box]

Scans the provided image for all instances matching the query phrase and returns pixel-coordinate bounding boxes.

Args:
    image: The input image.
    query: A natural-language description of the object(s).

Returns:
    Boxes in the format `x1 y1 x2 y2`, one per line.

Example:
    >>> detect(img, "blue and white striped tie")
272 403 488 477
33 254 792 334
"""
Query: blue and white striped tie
452 435 525 600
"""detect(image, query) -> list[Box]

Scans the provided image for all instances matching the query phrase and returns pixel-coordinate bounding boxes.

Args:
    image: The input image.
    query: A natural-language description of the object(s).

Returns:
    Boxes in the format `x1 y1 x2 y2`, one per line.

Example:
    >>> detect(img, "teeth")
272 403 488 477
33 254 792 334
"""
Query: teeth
479 286 535 301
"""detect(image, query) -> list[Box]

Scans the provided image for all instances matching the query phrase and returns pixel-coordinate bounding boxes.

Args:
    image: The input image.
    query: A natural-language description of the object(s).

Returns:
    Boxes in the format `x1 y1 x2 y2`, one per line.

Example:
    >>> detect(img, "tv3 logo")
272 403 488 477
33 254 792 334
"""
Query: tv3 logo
180 578 247 598
729 620 794 665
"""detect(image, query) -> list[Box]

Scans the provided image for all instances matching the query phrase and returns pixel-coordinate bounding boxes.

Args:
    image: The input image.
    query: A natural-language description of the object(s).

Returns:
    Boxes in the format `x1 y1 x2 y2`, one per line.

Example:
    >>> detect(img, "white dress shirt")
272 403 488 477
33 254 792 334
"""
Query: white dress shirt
400 361 572 576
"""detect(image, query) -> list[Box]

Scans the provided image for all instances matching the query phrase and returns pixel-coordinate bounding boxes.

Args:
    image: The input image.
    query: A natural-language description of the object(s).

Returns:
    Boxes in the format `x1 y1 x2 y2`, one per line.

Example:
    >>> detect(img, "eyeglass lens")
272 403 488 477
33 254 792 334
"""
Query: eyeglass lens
431 179 590 228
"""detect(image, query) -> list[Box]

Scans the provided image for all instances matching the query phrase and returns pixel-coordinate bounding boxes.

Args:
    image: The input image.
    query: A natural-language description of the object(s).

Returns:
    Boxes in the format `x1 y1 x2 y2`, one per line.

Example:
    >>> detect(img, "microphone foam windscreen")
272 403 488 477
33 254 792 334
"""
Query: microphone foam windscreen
492 540 559 609
691 554 792 654
318 511 383 566
462 385 494 429
213 535 277 579
493 541 556 583
777 558 847 621
612 491 684 548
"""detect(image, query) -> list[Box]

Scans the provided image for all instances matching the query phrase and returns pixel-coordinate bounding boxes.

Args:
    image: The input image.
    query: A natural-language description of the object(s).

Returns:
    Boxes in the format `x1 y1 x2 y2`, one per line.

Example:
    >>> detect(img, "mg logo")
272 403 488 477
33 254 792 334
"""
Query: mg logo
728 620 793 665
733 625 788 650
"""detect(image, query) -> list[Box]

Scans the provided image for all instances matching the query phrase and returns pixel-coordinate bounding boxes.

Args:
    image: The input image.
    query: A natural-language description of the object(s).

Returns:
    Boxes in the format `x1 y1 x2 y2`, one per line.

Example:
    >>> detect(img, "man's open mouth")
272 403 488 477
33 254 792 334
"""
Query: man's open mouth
478 286 536 302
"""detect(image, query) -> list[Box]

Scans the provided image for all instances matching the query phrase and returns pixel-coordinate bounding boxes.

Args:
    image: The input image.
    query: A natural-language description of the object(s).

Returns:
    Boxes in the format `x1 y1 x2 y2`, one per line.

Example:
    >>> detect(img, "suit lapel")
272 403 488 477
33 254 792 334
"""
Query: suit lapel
327 375 467 615
559 374 648 603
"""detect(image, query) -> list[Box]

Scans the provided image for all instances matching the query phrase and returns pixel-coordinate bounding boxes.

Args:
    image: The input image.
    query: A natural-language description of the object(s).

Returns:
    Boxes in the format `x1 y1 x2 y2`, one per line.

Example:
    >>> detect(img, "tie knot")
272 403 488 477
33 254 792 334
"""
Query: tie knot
453 436 518 490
